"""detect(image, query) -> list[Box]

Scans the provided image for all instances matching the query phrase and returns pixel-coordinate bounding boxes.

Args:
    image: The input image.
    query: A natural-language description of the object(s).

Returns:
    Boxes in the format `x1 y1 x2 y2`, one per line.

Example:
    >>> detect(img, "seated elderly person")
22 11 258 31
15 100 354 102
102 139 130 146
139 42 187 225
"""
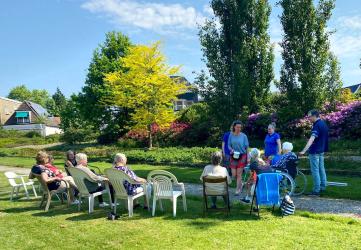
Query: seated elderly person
29 151 77 204
271 142 298 179
75 153 111 207
113 153 148 209
200 151 232 209
242 148 273 203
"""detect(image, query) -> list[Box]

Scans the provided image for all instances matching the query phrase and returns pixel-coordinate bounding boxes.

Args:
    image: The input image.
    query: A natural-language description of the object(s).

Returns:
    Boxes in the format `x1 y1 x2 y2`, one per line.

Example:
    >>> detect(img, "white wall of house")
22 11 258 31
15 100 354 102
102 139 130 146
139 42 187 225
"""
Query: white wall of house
2 124 62 136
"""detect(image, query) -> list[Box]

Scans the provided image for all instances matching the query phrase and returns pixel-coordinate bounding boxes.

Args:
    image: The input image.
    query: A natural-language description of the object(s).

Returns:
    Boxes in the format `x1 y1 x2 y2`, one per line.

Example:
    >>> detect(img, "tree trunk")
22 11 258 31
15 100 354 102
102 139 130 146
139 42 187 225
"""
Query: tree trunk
148 125 153 149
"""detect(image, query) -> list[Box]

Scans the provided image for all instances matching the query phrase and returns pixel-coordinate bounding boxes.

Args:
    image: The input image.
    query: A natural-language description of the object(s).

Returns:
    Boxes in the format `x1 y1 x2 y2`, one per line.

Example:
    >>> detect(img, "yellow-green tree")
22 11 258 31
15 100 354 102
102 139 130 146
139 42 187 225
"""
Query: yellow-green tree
104 42 188 148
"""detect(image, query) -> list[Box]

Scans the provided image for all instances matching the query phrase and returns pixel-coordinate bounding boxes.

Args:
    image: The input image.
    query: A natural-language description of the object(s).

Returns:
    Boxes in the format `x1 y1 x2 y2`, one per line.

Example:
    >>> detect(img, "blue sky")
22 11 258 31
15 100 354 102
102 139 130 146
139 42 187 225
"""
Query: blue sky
0 0 361 97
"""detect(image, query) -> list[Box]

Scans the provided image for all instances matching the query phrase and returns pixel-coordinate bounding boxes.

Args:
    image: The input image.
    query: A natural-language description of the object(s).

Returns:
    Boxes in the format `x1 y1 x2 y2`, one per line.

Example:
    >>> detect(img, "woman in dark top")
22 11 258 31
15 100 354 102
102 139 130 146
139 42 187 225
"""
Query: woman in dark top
29 151 76 202
30 151 66 191
64 150 77 176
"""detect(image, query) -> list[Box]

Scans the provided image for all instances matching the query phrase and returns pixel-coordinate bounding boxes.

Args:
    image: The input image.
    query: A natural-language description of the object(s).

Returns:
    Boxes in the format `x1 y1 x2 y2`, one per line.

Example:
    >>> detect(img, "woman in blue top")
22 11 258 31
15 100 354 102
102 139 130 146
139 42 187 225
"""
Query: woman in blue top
264 123 282 159
228 120 249 195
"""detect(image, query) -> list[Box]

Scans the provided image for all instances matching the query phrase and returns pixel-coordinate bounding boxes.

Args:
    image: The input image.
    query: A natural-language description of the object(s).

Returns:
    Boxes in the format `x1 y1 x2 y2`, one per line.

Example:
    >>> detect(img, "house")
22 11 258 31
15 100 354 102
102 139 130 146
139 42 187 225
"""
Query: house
1 99 62 136
0 97 22 125
171 76 199 111
343 83 361 94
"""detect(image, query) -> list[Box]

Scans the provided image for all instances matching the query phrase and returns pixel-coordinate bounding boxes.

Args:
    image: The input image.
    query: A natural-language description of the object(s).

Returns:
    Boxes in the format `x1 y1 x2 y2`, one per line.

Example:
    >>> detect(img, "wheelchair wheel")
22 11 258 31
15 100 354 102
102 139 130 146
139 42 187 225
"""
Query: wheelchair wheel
278 172 295 197
293 169 307 196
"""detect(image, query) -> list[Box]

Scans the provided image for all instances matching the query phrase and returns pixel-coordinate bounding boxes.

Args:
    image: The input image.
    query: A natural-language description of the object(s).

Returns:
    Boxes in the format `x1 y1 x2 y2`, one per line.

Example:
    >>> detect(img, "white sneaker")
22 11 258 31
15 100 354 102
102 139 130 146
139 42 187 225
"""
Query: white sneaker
71 199 80 205
99 202 109 208
112 203 120 206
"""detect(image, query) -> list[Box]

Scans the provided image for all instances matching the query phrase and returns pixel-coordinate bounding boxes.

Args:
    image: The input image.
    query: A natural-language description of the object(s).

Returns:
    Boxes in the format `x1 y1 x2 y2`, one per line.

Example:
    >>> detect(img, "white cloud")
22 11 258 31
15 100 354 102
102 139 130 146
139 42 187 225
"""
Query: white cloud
337 15 361 30
330 34 361 57
329 15 361 57
82 0 206 32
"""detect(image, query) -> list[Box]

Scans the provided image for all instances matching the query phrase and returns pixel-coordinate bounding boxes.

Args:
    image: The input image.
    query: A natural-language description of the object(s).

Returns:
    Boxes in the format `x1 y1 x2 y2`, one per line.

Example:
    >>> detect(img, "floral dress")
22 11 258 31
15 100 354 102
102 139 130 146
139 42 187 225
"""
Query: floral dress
114 165 141 195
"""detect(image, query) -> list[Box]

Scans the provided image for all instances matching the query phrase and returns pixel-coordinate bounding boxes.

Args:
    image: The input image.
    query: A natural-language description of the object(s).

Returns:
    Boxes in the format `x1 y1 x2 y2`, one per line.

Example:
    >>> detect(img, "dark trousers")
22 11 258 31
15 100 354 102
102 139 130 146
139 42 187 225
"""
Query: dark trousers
210 196 228 206
90 185 115 204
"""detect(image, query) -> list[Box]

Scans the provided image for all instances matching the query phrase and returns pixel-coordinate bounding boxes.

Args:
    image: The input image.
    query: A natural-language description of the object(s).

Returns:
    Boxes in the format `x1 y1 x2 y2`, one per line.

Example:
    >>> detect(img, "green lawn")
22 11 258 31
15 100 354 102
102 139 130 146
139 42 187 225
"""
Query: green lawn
0 173 360 250
1 156 361 201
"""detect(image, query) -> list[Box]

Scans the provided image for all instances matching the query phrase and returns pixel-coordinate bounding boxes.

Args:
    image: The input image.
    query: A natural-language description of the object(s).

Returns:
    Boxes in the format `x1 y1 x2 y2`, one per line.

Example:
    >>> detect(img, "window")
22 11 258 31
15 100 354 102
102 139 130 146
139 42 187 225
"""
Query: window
15 111 30 124
174 100 185 111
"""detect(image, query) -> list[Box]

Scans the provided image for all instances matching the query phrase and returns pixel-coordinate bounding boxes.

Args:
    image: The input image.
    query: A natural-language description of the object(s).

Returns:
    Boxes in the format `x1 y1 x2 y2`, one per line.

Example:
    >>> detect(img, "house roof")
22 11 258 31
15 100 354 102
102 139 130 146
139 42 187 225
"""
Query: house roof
25 101 49 117
0 96 22 104
344 83 361 93
47 117 61 127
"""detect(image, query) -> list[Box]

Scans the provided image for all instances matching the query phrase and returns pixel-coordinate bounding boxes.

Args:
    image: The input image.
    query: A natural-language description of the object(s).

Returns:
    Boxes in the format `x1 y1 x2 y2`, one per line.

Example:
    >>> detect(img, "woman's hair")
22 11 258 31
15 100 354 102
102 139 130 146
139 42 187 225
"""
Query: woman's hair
114 153 127 165
249 148 261 160
268 122 276 130
47 154 54 162
36 151 49 165
66 150 75 160
231 120 243 132
75 153 87 163
211 151 223 166
282 142 293 151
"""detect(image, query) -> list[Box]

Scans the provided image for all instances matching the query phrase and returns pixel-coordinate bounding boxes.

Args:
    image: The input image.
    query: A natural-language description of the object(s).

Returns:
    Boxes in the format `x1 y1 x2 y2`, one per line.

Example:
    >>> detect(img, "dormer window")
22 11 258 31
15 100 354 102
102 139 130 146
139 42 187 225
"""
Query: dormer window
15 111 30 124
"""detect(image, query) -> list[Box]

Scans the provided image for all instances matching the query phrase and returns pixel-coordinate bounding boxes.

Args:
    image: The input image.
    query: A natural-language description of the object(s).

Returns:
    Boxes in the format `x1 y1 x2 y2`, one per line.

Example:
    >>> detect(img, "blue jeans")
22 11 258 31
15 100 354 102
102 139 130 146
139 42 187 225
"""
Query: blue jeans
309 153 327 193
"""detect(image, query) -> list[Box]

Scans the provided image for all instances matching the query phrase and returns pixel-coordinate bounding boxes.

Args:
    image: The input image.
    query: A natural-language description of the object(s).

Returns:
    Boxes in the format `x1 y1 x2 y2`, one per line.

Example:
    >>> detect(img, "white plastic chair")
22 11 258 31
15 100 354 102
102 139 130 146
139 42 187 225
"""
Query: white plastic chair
147 170 187 217
68 167 111 214
105 168 148 217
4 171 38 201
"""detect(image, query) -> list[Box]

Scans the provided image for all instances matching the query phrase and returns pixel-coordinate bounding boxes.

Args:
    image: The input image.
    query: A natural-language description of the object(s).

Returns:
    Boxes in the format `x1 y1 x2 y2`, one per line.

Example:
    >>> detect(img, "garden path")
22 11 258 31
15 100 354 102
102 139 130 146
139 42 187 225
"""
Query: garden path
184 183 361 218
1 165 360 218
12 142 64 149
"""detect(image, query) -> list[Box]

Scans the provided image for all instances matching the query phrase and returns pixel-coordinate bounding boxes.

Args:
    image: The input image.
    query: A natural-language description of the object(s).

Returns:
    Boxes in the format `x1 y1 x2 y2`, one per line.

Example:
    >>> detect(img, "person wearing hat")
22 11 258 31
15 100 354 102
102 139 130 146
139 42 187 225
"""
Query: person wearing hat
300 109 329 196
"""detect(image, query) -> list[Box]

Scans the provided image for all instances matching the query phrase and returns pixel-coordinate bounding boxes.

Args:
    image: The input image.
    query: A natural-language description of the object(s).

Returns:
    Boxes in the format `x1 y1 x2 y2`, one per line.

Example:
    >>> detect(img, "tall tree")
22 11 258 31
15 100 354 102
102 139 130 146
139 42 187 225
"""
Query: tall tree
7 85 32 102
277 0 338 119
198 0 274 129
7 85 54 113
324 52 342 106
104 42 188 148
77 31 132 143
51 87 67 116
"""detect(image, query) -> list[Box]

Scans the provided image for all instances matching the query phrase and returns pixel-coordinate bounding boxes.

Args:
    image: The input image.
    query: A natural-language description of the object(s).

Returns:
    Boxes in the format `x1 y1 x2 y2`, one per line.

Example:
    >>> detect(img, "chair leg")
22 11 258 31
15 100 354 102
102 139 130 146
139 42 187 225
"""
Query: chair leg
152 196 157 216
127 197 133 217
203 195 207 216
173 197 177 217
182 193 187 212
15 186 19 199
32 184 38 198
45 195 52 212
60 194 64 204
88 197 93 214
227 195 231 214
159 199 164 211
10 187 15 201
23 184 30 200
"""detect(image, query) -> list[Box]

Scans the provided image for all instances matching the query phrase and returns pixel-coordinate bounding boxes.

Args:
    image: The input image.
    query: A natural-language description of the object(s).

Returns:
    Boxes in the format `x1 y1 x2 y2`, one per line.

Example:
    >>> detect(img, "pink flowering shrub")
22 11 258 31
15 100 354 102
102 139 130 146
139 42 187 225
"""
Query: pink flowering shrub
244 101 361 139
124 122 191 146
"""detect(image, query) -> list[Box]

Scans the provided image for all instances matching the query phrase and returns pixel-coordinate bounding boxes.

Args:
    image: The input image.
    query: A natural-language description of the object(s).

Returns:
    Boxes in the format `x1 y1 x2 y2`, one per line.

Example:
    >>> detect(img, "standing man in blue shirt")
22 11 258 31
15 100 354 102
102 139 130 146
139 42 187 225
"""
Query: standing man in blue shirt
300 110 329 196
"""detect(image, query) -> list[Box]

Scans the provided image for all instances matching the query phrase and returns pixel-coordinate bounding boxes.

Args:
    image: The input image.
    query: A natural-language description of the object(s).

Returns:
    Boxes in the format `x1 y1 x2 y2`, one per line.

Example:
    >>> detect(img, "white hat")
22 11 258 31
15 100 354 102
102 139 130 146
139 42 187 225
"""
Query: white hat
282 142 293 151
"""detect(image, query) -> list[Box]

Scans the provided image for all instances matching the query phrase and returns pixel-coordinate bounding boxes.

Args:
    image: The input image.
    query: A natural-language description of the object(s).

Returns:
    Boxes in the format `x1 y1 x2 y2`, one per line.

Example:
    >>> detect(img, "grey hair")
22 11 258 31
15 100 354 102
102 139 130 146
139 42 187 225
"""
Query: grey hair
268 122 276 129
250 148 261 159
211 151 223 166
114 153 127 164
75 153 87 163
282 142 293 152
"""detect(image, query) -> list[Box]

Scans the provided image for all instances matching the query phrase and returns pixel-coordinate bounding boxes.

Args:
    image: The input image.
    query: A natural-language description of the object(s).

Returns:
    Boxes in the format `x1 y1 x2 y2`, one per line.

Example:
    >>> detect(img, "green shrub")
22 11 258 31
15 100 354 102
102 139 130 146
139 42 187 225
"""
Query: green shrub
24 131 42 138
60 128 98 144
